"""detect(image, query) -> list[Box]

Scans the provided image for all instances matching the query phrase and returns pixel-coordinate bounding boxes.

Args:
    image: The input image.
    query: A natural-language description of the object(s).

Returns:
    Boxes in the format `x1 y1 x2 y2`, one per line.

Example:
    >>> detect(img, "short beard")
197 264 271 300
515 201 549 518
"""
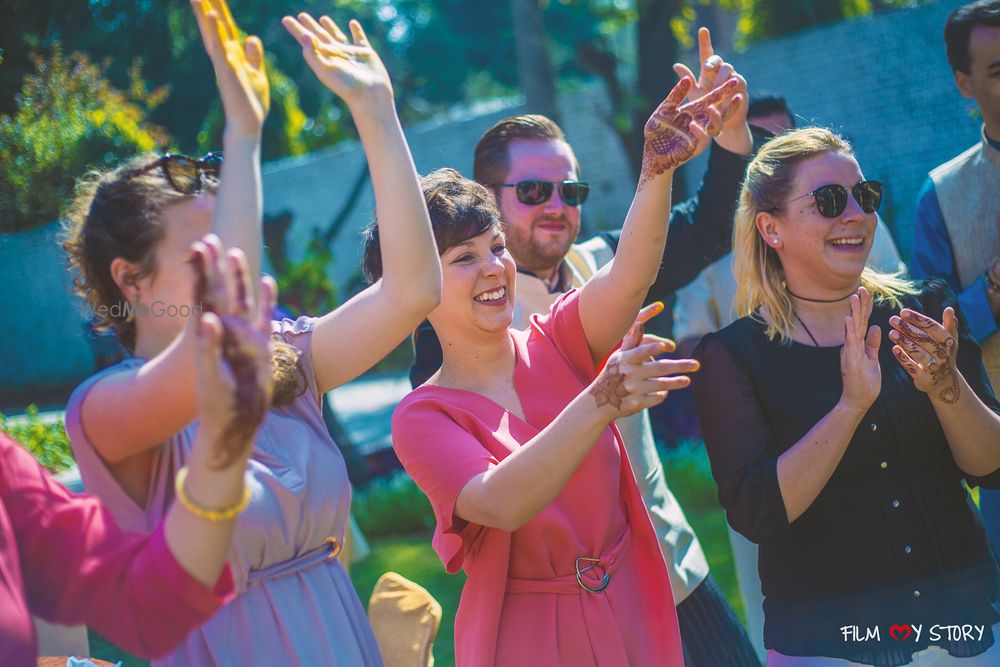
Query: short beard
505 223 577 275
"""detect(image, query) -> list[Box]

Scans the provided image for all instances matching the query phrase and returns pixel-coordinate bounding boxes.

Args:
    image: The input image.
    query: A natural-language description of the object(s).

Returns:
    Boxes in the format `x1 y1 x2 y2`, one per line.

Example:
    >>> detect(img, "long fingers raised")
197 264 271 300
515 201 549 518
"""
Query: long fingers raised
636 357 700 379
889 327 934 366
889 315 938 353
662 76 693 112
256 276 277 335
297 12 332 45
206 0 237 42
865 324 882 360
348 19 370 47
899 308 951 344
892 345 923 379
682 77 738 113
282 15 318 51
636 300 666 326
320 15 349 43
228 249 252 319
620 338 672 362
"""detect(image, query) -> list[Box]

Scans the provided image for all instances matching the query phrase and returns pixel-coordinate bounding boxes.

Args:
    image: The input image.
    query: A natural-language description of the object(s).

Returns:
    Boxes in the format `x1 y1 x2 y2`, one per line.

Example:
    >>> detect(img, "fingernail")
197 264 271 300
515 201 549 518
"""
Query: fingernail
692 361 701 371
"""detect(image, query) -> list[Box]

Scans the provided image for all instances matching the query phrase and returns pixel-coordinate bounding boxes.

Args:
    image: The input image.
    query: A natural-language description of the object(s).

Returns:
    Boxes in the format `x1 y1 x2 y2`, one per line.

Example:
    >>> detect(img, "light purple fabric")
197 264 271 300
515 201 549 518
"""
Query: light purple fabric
66 317 383 666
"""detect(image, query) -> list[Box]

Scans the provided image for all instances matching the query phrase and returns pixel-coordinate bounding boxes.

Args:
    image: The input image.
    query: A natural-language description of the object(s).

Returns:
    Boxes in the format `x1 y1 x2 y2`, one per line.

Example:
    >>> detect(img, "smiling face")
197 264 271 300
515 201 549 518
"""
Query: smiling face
756 151 876 297
428 225 517 340
496 139 582 278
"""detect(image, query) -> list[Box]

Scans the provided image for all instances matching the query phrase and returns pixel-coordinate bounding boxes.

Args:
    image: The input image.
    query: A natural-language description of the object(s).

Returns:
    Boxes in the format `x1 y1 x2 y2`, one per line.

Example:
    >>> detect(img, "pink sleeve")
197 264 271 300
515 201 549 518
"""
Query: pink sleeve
391 397 497 573
0 434 234 658
528 288 598 383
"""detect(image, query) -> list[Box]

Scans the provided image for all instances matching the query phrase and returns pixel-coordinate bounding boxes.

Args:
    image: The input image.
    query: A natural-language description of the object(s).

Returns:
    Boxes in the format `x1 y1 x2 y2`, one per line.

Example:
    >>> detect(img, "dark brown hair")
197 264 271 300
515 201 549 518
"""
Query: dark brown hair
472 114 580 194
362 168 501 283
945 0 1000 74
62 154 305 406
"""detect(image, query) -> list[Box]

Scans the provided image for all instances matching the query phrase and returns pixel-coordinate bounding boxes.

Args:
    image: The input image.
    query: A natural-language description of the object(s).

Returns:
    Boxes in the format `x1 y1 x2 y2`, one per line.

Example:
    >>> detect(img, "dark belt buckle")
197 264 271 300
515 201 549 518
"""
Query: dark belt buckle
325 536 342 561
575 556 610 593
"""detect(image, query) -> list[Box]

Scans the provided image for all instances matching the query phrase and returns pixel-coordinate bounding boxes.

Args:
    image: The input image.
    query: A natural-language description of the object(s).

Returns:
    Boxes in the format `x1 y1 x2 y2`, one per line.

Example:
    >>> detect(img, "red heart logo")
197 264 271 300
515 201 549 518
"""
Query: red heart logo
890 624 912 641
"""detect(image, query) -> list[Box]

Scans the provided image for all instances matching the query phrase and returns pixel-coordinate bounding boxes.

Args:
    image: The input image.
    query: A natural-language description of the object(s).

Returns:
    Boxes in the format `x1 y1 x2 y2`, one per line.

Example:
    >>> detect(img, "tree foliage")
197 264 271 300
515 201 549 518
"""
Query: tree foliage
0 46 169 231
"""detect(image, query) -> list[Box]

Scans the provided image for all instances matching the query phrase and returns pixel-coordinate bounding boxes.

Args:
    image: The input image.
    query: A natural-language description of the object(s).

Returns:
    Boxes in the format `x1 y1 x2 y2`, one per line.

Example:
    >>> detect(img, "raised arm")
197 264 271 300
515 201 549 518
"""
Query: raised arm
192 0 269 287
283 14 441 393
73 0 270 467
578 75 740 362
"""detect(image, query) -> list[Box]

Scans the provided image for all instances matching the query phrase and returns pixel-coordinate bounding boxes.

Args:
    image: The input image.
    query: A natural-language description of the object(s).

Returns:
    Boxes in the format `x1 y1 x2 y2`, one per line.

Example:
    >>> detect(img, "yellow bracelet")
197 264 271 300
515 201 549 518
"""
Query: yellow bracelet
174 466 251 522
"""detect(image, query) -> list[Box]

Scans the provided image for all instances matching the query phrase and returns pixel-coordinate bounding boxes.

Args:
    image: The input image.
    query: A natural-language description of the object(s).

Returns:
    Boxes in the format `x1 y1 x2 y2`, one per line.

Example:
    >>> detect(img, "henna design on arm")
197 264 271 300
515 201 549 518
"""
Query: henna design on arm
590 362 630 410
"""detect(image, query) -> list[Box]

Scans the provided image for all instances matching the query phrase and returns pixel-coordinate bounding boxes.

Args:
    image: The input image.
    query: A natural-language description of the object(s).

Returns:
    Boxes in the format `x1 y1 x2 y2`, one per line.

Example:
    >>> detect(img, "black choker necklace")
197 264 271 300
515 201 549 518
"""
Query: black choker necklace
786 288 854 303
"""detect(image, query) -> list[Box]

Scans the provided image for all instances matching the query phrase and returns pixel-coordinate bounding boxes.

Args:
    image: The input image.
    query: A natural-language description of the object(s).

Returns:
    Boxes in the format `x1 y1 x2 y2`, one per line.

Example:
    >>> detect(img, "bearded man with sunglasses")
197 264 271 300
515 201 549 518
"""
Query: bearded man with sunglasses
410 28 761 666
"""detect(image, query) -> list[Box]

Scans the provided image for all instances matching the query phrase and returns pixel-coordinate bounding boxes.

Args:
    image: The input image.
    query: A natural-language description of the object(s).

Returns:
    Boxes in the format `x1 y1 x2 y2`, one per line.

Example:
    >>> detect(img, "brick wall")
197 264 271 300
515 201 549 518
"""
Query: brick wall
681 0 979 259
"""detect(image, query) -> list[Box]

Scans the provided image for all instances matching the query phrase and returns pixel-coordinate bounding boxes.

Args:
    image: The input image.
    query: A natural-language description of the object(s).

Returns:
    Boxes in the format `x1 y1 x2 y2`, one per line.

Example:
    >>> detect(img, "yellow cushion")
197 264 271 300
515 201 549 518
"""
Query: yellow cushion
367 572 442 667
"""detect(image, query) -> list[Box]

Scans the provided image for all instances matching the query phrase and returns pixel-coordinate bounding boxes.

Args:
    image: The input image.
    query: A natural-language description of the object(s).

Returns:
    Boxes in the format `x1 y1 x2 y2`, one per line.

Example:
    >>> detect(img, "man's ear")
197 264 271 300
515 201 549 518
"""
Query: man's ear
755 210 782 249
954 69 976 100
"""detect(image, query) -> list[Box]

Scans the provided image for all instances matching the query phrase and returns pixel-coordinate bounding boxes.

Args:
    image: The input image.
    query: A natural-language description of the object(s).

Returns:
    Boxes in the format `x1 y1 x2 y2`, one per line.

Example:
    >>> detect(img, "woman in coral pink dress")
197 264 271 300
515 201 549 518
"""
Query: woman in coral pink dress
363 73 741 666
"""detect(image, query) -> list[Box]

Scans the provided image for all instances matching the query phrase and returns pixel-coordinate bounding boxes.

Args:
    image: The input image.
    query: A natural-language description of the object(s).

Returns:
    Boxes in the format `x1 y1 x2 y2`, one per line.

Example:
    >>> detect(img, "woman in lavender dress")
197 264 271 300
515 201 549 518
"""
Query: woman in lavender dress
62 3 441 664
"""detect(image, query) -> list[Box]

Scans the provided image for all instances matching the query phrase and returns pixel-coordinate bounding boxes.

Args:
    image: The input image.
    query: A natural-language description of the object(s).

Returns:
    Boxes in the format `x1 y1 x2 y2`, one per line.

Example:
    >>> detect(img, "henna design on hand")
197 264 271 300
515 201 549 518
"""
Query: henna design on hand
590 362 630 411
193 256 269 470
639 106 697 190
893 346 922 377
899 312 961 405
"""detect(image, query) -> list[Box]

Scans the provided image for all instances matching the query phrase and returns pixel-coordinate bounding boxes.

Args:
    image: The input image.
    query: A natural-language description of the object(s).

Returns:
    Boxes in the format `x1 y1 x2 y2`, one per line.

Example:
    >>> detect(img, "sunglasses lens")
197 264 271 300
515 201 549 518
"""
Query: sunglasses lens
202 152 224 179
516 181 553 205
854 181 883 213
560 182 590 206
813 185 848 218
165 156 200 194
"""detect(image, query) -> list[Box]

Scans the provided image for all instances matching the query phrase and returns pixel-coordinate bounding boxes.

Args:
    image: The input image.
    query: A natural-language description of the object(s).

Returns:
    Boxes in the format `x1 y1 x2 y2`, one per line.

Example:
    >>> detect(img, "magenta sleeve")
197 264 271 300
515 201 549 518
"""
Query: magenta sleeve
1 434 234 658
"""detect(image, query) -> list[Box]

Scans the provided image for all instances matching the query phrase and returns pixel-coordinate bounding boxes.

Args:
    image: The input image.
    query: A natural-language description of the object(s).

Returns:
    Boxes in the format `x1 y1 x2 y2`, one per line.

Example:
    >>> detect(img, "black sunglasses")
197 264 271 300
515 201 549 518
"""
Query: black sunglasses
779 180 883 218
495 180 590 207
122 151 224 194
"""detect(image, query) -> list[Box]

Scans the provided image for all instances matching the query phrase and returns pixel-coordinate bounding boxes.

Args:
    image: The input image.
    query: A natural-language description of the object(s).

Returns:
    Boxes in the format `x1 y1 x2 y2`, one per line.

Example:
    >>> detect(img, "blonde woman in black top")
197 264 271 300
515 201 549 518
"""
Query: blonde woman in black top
694 127 1000 665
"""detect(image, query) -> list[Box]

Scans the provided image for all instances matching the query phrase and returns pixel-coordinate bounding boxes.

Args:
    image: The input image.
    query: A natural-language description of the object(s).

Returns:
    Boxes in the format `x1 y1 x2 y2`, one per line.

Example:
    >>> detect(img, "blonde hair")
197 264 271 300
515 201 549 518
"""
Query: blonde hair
732 127 916 341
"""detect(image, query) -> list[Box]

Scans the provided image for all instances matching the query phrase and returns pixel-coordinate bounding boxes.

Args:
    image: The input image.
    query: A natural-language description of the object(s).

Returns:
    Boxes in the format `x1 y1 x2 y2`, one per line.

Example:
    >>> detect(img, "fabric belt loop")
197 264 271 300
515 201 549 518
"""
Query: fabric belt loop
247 536 342 586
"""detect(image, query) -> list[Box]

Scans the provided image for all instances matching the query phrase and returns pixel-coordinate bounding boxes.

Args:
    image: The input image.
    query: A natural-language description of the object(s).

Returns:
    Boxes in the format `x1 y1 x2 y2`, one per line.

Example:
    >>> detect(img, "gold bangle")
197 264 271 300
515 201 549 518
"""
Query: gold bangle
175 466 251 522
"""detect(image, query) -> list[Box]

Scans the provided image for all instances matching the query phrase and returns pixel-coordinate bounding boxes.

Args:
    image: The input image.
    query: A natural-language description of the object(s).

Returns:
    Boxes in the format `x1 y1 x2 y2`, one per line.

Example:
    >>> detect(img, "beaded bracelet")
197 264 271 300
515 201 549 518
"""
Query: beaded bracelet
175 466 251 522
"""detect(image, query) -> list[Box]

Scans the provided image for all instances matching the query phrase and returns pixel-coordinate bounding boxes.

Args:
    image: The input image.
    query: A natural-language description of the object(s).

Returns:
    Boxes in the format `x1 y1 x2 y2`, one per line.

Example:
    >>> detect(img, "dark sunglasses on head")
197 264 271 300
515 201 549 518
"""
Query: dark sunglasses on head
495 180 590 207
779 180 883 218
122 151 224 194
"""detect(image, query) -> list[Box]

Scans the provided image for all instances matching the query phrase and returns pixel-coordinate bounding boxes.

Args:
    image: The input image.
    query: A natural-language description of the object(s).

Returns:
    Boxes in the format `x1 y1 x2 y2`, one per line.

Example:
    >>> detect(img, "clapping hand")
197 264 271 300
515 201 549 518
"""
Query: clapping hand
639 74 741 190
889 307 961 404
191 0 270 136
589 302 700 420
282 13 393 112
190 235 276 470
839 287 882 414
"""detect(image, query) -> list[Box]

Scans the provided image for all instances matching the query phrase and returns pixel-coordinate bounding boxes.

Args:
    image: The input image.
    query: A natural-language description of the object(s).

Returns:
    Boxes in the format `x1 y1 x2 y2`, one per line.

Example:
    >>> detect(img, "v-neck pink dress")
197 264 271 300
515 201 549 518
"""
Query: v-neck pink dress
392 290 683 666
